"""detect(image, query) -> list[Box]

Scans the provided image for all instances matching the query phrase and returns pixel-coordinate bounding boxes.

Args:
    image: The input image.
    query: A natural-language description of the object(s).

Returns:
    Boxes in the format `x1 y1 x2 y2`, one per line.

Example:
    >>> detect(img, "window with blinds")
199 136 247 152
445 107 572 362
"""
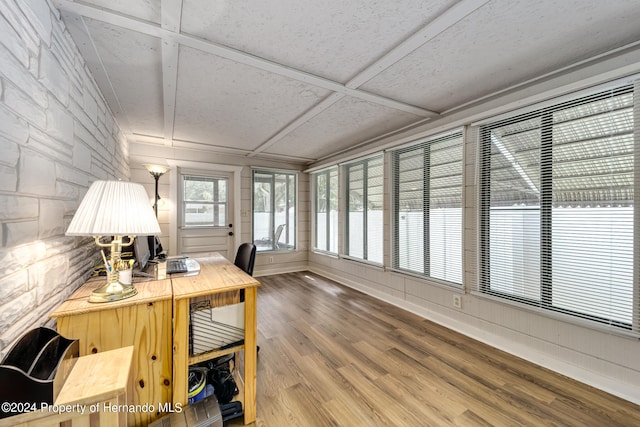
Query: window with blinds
345 155 384 264
479 84 636 332
313 167 338 254
391 132 464 284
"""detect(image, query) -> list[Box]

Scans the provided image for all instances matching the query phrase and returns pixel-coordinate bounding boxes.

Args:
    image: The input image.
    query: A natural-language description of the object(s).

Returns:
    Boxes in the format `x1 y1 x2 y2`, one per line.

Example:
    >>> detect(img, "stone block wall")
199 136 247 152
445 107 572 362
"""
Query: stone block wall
0 0 129 357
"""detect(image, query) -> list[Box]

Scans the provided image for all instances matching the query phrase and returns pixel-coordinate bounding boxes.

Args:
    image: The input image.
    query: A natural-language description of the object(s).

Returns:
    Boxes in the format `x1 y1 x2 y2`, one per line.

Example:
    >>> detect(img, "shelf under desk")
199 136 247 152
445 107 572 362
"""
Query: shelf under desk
171 254 260 425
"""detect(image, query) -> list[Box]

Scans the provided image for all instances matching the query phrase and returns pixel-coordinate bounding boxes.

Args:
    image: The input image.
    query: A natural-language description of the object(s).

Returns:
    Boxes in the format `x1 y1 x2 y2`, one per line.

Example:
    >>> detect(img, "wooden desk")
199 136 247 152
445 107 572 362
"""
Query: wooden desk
51 277 173 427
51 254 260 426
0 346 133 427
172 254 260 425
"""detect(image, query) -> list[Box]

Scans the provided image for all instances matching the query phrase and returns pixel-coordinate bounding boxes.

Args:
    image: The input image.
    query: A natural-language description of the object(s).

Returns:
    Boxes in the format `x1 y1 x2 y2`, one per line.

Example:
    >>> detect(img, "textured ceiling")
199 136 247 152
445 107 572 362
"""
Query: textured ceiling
54 0 640 165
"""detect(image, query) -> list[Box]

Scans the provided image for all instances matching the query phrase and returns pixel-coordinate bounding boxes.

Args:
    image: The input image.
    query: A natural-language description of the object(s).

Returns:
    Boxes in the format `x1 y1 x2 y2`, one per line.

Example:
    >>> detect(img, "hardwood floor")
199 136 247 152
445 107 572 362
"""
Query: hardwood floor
228 272 640 426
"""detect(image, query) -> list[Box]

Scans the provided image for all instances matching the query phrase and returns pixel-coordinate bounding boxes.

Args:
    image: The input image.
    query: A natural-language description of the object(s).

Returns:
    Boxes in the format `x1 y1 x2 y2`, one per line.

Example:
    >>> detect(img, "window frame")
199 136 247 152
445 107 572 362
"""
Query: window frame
390 131 465 286
180 174 228 228
477 83 638 334
312 167 338 255
343 154 384 265
252 169 297 252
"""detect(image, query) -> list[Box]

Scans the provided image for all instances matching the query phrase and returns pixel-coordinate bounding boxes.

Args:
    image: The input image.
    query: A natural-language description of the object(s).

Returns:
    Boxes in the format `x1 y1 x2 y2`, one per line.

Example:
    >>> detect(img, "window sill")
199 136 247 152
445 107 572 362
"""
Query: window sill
256 248 296 254
470 290 640 340
387 267 463 290
311 249 339 258
340 255 385 270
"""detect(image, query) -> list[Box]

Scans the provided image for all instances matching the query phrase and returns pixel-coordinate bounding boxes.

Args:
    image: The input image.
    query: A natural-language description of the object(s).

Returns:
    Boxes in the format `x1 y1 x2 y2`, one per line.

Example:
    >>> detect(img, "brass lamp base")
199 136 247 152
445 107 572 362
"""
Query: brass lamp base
89 281 138 303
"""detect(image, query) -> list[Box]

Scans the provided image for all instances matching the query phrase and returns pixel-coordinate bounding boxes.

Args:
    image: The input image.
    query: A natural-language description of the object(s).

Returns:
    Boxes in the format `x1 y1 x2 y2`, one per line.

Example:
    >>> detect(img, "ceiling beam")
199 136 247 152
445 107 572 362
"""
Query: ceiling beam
161 0 182 33
130 133 314 163
160 0 183 145
177 34 438 118
346 0 491 89
68 12 133 134
251 0 489 158
53 0 438 119
161 38 178 146
52 0 451 161
249 92 346 157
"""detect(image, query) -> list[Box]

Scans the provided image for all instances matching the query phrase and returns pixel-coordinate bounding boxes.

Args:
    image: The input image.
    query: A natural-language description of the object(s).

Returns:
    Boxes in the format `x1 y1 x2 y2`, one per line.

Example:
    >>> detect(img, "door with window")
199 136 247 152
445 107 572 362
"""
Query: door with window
178 172 234 258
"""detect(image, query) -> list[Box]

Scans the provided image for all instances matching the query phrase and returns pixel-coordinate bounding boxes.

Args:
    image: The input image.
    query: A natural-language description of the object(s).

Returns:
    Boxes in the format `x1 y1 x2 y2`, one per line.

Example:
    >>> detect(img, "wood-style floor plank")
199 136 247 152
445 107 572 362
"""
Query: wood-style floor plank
228 272 640 426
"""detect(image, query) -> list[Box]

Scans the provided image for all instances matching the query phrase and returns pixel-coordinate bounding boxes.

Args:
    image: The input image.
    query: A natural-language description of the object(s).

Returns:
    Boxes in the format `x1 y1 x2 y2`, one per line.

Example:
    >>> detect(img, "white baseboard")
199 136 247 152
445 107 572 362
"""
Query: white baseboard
254 265 306 277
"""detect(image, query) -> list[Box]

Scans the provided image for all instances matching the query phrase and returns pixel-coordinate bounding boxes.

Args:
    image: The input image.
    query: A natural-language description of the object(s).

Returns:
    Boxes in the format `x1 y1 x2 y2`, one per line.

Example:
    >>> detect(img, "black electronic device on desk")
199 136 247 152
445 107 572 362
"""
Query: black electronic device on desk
166 257 201 276
166 257 188 274
133 234 157 272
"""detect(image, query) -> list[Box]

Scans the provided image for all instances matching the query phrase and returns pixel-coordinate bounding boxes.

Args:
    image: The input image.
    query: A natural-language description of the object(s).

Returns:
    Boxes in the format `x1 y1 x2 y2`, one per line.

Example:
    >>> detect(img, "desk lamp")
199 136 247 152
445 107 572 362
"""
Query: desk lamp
66 180 161 303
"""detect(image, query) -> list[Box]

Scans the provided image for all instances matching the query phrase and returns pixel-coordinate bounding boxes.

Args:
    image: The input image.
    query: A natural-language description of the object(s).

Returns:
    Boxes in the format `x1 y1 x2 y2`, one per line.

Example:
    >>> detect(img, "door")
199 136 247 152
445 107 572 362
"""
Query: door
177 171 235 259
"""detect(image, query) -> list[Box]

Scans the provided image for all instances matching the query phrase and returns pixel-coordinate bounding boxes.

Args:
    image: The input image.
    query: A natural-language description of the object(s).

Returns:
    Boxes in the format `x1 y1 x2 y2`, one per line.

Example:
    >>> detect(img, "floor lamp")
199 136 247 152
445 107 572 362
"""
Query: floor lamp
143 164 169 217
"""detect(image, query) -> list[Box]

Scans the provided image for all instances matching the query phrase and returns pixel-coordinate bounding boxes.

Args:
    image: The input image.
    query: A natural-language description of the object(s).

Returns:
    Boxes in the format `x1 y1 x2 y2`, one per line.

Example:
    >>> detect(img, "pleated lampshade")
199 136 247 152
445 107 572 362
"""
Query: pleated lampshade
66 180 161 236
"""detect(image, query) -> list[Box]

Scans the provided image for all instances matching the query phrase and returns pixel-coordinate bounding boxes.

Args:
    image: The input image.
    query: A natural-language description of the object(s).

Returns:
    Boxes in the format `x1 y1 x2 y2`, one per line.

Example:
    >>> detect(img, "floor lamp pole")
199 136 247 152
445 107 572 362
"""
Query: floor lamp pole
143 164 169 219
152 173 160 217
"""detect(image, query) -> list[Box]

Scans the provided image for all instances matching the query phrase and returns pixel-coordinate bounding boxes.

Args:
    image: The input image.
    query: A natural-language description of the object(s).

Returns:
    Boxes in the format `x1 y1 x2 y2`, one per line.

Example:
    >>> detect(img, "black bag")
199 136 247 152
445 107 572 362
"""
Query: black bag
205 354 238 404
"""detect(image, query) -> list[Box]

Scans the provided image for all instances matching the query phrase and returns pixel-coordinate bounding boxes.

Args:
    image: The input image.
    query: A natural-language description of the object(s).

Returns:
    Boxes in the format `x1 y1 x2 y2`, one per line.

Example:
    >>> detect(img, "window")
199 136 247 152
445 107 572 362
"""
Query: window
392 132 464 284
313 167 338 253
181 175 227 227
479 84 636 333
252 170 296 252
345 155 384 264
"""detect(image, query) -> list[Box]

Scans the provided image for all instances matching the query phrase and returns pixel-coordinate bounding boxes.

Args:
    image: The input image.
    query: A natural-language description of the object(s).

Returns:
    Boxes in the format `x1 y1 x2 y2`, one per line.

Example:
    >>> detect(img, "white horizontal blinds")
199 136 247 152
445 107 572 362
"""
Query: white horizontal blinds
347 162 364 259
367 156 384 263
430 135 464 283
346 155 384 263
313 168 338 253
394 145 425 273
182 175 227 227
479 84 636 331
392 132 464 284
551 90 634 326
